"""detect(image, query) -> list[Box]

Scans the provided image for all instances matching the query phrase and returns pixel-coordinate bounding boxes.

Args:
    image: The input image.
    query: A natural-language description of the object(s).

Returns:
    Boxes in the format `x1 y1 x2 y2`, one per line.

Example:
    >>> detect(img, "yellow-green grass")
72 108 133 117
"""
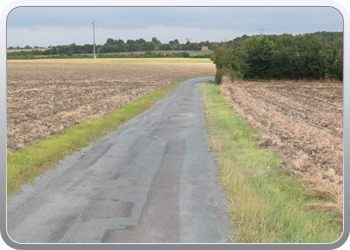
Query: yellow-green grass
201 80 343 243
9 58 212 63
7 76 197 196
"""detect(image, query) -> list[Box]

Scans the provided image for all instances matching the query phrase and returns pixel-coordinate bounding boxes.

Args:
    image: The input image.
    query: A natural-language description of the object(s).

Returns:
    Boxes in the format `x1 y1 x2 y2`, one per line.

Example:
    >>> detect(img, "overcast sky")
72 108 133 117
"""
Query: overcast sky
6 6 343 47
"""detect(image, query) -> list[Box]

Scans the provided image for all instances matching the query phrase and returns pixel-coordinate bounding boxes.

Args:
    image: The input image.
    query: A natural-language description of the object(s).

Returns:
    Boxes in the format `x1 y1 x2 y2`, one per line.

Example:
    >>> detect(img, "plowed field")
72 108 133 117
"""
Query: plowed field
7 60 215 153
221 78 343 211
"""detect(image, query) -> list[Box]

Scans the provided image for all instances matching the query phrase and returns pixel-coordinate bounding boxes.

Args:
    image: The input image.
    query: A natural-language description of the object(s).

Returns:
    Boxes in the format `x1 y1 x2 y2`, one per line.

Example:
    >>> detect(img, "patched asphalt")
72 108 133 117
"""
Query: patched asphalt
7 76 232 243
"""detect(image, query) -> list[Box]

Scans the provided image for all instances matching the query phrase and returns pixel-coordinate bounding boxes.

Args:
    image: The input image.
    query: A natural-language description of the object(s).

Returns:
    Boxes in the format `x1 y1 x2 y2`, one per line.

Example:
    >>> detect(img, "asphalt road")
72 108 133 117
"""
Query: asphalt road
7 76 232 243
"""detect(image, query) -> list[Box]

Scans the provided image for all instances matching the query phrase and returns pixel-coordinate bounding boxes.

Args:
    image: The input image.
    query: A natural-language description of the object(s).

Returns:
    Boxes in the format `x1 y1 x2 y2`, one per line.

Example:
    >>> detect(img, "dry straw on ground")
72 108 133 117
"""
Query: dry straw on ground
220 77 343 219
7 60 215 154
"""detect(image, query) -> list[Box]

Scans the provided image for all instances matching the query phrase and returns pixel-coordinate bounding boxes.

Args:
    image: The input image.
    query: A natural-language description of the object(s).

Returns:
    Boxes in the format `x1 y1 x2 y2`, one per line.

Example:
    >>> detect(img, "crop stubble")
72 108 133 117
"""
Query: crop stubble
221 78 343 214
7 60 215 153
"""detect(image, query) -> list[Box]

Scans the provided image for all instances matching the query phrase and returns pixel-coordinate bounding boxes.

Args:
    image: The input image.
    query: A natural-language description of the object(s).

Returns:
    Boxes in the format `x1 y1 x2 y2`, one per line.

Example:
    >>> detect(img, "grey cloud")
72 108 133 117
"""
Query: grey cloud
7 7 343 31
6 6 343 47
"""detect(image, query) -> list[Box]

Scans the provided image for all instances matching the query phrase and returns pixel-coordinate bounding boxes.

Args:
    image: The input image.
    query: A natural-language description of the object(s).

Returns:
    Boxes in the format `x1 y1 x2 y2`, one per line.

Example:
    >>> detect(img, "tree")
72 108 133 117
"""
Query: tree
210 32 343 81
144 42 156 51
211 42 243 84
152 37 161 45
322 37 343 80
106 38 114 44
136 38 146 44
126 39 137 52
291 34 325 79
240 36 276 79
169 39 180 50
83 44 93 53
135 38 147 51
157 44 172 50
271 33 298 79
188 43 201 51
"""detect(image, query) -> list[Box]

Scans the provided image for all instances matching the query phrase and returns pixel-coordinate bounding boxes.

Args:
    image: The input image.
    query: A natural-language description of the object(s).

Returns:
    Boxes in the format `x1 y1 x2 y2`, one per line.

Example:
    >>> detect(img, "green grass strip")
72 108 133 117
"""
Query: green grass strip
201 80 342 243
7 76 195 196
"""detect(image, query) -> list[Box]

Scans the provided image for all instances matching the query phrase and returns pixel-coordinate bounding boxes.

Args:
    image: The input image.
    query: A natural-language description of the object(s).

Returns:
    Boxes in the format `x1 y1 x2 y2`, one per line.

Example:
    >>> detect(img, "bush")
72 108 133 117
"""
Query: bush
215 68 224 84
210 32 343 81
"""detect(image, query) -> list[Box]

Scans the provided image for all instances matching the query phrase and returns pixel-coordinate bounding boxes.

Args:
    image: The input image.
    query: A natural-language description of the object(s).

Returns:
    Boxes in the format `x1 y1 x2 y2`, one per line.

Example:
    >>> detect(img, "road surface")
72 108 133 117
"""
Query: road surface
7 76 232 243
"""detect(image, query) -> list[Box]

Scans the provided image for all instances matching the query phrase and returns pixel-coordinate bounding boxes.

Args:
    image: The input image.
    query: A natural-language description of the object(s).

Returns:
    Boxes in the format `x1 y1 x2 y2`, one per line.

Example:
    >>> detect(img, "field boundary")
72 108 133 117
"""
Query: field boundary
201 80 343 243
7 76 199 196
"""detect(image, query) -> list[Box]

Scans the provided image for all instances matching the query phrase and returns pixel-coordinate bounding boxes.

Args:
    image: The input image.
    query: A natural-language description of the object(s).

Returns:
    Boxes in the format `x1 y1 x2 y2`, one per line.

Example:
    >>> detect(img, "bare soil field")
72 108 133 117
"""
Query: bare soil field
221 78 343 215
7 60 215 153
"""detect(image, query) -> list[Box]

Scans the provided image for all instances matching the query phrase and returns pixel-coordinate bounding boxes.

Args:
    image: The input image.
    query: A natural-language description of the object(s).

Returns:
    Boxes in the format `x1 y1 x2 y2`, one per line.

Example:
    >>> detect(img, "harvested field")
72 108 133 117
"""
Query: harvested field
221 78 343 218
7 59 215 153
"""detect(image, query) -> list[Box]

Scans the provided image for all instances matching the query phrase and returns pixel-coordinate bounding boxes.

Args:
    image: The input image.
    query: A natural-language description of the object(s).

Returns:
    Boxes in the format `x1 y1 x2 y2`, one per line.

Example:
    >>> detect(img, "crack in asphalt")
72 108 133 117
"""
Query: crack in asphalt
7 76 232 243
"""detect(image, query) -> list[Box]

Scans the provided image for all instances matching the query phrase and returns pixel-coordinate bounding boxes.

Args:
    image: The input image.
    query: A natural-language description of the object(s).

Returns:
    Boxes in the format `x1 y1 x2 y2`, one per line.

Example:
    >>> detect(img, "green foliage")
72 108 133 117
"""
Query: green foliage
181 51 191 58
210 32 343 81
289 34 326 79
211 42 244 83
240 36 275 79
214 68 224 84
326 59 343 80
8 37 212 60
152 37 161 45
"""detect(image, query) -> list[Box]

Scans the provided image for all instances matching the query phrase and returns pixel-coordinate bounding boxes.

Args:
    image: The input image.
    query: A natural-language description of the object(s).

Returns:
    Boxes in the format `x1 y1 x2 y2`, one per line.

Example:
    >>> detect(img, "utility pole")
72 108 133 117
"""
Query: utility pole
92 20 97 59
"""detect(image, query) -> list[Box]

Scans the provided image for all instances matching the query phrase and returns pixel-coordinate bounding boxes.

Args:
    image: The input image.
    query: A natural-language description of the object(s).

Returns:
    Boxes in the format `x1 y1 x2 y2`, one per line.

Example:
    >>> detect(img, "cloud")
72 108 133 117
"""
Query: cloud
6 6 343 47
7 6 343 30
7 25 244 47
7 26 92 47
102 26 237 43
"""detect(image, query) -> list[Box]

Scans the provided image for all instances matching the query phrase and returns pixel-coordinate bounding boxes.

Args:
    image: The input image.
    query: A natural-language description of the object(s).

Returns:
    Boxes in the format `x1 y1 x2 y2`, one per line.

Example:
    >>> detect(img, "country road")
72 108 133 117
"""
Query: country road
7 76 232 243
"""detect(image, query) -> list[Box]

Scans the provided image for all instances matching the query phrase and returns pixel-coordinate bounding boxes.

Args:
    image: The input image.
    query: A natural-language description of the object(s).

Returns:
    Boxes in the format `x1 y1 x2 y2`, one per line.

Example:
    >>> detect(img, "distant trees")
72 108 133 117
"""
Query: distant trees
169 39 180 49
152 37 161 45
99 38 159 53
183 41 201 51
99 39 126 53
97 37 204 53
8 37 215 60
12 32 343 74
157 43 172 50
211 31 343 83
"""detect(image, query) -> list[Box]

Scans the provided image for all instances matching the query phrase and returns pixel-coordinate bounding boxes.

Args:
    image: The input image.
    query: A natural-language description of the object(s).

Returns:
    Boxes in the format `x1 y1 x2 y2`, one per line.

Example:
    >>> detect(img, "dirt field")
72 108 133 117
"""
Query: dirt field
221 78 343 212
7 60 215 153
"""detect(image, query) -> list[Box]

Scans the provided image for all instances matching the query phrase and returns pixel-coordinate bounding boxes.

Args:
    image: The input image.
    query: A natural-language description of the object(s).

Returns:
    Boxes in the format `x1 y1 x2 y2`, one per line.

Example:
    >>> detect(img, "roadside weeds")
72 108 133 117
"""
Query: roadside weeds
201 80 343 243
7 76 196 197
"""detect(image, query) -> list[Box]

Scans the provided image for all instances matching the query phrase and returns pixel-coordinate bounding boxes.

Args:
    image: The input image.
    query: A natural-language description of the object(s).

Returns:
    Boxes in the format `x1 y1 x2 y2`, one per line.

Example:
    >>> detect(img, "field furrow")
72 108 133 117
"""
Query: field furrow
221 78 343 212
7 60 215 153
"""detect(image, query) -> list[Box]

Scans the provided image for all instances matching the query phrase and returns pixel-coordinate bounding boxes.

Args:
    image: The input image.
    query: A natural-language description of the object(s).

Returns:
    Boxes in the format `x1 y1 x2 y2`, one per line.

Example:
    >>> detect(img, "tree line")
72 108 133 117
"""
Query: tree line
7 37 213 59
99 37 210 53
211 31 343 83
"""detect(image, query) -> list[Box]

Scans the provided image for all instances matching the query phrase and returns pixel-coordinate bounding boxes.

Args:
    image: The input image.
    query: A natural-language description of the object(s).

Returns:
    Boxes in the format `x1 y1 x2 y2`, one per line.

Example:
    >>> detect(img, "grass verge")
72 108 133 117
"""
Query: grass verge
7 76 194 196
201 80 343 243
